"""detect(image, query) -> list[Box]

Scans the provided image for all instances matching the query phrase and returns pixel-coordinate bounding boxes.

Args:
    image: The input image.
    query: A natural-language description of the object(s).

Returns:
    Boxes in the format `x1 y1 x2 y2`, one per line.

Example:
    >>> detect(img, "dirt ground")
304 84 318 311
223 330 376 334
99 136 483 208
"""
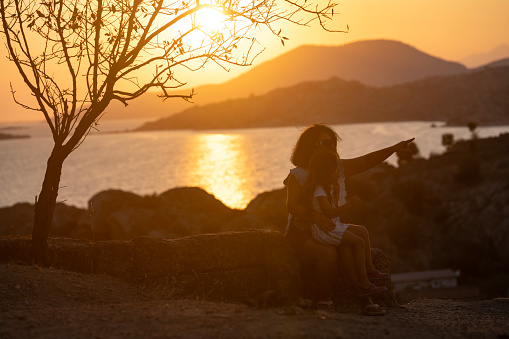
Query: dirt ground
1 262 508 339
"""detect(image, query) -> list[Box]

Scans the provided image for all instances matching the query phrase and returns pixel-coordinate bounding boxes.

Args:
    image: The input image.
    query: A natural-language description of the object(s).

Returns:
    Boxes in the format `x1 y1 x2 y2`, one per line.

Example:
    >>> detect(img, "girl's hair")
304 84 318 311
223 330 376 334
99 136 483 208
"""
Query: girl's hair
291 124 341 168
301 150 340 208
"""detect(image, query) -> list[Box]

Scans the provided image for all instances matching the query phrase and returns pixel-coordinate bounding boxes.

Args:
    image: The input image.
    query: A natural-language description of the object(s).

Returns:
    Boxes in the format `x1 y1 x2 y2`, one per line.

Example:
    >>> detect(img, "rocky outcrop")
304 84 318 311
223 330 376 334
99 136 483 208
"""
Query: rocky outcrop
245 188 288 232
0 187 247 241
0 203 89 238
0 231 394 305
86 187 244 240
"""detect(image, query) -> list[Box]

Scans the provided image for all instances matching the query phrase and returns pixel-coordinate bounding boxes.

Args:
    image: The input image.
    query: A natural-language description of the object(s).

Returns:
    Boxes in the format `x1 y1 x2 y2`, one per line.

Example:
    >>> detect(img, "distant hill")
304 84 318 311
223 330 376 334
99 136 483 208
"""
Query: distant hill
136 66 509 130
104 40 468 120
475 57 509 70
461 44 509 69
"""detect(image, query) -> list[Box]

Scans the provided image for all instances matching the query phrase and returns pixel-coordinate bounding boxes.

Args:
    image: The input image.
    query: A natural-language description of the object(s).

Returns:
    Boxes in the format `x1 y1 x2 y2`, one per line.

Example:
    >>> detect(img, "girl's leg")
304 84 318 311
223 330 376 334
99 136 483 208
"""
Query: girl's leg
302 239 338 302
338 231 372 289
346 225 377 272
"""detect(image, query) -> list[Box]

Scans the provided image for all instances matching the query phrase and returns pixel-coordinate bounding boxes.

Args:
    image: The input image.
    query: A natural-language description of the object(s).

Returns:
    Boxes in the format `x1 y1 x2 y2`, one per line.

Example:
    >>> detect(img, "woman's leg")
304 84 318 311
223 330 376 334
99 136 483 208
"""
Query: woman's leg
337 246 381 312
302 239 338 302
346 225 377 272
338 230 372 289
337 245 358 284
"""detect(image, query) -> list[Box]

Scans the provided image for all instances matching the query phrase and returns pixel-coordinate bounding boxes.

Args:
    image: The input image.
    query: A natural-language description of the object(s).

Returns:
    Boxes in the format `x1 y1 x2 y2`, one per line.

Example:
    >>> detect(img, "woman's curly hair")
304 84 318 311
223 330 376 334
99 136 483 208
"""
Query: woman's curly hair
291 124 340 169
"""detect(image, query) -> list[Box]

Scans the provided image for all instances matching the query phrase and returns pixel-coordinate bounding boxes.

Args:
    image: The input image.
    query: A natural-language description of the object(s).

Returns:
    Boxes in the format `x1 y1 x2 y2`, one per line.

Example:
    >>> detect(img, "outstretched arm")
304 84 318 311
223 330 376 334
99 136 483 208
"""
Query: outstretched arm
342 138 415 177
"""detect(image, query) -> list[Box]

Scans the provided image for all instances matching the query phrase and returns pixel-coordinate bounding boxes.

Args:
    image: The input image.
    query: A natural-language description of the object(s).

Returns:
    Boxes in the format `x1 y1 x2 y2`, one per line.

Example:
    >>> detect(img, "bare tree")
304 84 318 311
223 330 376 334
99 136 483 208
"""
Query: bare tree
1 0 343 263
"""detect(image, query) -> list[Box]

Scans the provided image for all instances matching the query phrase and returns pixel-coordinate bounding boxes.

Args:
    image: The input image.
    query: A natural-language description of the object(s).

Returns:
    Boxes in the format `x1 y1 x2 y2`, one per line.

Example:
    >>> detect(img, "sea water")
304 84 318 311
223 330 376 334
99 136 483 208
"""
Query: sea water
1 120 508 209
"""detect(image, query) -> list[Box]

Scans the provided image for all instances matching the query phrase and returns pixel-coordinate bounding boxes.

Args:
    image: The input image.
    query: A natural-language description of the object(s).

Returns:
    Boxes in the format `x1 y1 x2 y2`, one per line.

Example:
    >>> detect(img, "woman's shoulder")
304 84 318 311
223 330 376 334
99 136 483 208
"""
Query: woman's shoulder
290 166 308 176
284 167 308 186
289 167 308 185
283 167 308 186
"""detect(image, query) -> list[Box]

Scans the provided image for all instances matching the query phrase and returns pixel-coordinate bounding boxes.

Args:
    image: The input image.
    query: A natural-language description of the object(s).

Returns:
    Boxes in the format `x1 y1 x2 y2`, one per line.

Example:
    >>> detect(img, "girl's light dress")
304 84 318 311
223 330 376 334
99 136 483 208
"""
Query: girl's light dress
285 161 350 246
310 186 350 246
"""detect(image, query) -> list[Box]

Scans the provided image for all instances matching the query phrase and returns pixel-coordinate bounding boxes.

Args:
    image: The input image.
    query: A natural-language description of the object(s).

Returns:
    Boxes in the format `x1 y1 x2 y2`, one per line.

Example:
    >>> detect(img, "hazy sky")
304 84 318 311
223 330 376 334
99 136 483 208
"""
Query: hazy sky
1 0 508 122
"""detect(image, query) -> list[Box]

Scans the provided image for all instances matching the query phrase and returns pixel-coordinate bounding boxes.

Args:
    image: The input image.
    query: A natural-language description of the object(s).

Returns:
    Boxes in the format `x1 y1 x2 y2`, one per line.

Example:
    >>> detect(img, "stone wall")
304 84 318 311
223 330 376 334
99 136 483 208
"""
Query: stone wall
0 230 394 306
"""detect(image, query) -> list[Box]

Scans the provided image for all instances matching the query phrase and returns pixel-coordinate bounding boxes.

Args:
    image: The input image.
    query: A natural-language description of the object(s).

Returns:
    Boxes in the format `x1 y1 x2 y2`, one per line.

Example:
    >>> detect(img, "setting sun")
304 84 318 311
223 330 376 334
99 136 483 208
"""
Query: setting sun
164 6 239 49
194 7 228 33
183 7 231 47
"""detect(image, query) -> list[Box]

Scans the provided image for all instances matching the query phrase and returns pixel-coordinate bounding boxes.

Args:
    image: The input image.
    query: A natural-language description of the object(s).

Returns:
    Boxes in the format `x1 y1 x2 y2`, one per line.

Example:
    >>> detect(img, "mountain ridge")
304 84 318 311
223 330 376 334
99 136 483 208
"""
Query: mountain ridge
136 65 509 131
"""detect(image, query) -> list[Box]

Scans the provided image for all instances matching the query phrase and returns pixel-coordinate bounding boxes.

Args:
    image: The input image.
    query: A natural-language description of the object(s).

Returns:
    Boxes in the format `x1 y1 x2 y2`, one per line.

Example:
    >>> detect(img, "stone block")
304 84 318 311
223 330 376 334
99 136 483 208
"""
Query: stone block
131 232 267 280
93 240 134 281
46 237 94 273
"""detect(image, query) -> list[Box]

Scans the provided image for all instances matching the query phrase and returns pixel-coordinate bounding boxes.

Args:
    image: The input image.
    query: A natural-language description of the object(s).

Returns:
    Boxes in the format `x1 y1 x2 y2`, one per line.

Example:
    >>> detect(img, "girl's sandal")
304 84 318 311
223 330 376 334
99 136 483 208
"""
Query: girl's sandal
357 283 387 297
367 269 390 281
315 300 334 311
362 303 386 316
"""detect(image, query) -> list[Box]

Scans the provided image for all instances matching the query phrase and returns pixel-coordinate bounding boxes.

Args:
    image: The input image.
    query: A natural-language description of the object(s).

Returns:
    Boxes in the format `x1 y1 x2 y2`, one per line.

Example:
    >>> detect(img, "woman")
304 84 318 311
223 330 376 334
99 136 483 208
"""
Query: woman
284 124 414 315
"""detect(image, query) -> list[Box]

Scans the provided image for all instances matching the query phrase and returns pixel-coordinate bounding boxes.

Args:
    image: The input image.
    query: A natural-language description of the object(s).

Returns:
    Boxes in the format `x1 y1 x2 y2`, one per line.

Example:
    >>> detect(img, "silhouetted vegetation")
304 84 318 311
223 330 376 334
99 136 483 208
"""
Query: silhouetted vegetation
344 134 509 298
455 157 481 185
442 133 454 149
467 121 478 139
396 141 420 165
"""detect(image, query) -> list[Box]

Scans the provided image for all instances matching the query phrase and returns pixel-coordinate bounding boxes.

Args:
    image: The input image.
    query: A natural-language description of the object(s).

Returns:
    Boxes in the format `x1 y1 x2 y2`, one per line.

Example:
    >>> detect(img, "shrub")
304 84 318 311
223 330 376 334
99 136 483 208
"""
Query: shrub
455 157 481 185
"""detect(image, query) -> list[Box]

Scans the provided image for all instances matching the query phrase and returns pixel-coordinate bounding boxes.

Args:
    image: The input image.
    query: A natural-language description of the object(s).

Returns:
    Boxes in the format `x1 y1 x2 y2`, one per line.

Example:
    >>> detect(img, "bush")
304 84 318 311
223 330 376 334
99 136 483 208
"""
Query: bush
455 157 481 185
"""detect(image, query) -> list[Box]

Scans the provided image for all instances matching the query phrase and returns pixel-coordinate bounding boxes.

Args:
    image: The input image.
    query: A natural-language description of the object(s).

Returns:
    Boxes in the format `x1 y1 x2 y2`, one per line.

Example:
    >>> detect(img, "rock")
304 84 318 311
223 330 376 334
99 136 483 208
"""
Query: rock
0 203 34 236
97 206 156 240
87 190 154 240
222 214 269 232
245 188 288 232
86 187 244 241
0 203 88 238
158 187 242 235
158 187 233 216
51 204 91 239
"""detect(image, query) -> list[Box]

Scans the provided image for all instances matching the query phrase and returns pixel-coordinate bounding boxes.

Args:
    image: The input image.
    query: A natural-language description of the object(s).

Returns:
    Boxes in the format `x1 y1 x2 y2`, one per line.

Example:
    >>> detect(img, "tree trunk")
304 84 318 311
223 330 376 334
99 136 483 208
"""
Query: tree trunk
31 146 67 265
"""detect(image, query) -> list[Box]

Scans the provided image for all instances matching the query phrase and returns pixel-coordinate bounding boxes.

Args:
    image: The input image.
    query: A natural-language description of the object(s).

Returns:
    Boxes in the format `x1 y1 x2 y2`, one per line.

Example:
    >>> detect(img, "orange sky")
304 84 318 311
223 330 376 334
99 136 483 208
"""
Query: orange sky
178 0 509 86
1 0 509 122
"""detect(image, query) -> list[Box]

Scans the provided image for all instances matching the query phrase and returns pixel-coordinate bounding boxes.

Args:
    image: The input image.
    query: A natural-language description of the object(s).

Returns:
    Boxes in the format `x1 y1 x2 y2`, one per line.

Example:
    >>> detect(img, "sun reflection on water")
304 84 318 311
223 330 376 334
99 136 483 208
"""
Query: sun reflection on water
187 133 250 209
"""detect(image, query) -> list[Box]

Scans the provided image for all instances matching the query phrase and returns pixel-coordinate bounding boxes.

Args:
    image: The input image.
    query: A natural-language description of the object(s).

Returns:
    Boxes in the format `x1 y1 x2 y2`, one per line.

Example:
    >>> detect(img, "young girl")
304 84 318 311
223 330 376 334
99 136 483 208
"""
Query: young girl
302 150 388 298
303 150 354 246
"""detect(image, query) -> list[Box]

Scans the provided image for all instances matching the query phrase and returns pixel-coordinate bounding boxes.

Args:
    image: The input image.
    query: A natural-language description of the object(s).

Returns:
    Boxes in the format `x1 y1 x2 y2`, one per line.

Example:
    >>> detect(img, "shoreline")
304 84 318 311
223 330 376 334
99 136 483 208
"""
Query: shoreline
0 132 30 140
